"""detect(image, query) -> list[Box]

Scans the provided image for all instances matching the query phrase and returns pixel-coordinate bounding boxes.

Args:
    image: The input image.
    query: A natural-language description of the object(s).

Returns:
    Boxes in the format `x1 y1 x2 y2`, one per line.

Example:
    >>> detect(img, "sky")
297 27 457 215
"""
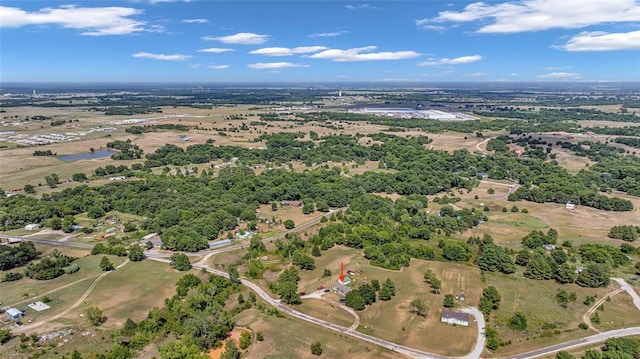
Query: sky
1 0 639 83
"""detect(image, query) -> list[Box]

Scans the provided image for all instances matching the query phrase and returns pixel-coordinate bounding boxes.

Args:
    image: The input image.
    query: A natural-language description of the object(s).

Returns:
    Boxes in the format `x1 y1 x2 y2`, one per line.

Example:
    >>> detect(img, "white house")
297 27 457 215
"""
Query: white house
6 308 23 320
441 311 469 326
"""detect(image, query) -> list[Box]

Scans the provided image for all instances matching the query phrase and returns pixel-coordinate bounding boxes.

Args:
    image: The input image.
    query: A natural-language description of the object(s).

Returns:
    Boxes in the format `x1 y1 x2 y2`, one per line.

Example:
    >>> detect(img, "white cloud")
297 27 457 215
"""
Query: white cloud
308 46 421 62
146 0 191 4
345 4 377 10
0 5 148 35
202 32 269 44
416 0 640 33
132 52 191 61
468 72 486 77
182 18 208 24
418 55 482 66
309 31 348 38
556 30 640 51
538 72 581 79
248 62 309 70
207 64 230 69
249 46 328 56
197 47 235 53
545 66 573 70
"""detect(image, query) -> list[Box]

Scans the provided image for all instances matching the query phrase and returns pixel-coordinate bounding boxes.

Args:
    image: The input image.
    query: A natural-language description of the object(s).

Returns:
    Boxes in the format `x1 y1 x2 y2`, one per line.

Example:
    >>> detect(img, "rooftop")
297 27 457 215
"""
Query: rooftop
441 311 469 322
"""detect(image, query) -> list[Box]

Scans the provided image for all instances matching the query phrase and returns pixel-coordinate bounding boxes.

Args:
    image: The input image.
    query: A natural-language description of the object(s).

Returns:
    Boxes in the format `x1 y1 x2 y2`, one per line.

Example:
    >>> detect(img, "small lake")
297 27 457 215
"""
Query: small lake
59 149 117 162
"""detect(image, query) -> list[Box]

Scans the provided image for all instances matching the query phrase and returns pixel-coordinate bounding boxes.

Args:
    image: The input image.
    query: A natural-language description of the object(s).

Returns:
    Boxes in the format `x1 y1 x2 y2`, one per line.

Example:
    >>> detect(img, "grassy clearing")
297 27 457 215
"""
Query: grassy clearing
295 298 355 328
235 308 400 359
68 259 185 327
454 193 640 250
0 254 123 306
484 271 617 356
592 292 640 332
255 203 325 231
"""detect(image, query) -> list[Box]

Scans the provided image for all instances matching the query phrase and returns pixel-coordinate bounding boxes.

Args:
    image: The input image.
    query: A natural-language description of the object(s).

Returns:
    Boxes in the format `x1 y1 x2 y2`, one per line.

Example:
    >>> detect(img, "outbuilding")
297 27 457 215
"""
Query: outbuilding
6 308 24 320
24 224 40 231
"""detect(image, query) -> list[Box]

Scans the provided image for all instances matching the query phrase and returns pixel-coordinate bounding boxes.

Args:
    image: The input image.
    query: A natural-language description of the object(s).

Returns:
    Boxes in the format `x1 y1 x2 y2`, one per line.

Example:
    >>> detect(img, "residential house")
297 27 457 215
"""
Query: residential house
441 311 469 326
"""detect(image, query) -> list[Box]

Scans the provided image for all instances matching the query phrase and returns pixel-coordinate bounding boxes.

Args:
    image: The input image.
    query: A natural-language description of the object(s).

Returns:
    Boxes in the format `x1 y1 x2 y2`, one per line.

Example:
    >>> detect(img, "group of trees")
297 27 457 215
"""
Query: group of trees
85 273 240 358
0 241 40 270
556 336 640 359
23 250 77 280
106 140 144 160
608 225 640 241
345 278 396 310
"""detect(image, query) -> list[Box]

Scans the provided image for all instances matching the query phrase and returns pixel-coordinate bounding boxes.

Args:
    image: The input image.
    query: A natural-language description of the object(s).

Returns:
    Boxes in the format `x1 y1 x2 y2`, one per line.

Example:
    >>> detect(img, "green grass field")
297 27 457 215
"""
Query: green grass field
66 259 186 327
484 271 620 355
0 254 124 306
295 298 355 328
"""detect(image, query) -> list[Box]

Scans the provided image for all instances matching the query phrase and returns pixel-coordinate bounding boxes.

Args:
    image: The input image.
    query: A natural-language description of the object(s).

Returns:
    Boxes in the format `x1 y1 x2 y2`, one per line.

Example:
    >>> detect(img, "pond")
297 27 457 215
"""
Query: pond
58 149 117 162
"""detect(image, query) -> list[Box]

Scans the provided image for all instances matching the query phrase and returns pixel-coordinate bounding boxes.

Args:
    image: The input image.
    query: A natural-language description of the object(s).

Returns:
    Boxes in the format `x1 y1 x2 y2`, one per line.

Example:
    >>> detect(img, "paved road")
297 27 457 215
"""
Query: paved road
502 327 640 359
3 236 93 249
612 277 640 310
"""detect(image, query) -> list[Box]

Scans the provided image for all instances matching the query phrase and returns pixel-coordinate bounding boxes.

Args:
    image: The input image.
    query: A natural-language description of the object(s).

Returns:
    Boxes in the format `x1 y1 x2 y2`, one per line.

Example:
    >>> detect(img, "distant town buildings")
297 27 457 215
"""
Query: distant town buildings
347 108 478 121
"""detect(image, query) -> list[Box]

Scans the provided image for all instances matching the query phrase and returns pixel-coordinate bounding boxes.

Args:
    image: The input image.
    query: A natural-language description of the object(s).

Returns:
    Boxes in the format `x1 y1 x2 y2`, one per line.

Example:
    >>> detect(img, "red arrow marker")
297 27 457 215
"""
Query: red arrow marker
339 262 345 282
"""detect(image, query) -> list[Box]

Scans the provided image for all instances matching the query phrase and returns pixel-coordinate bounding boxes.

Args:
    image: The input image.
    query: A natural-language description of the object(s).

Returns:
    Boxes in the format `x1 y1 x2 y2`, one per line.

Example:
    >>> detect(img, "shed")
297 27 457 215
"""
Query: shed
209 239 232 248
566 202 575 210
24 224 40 231
441 311 469 326
142 233 162 247
7 308 23 320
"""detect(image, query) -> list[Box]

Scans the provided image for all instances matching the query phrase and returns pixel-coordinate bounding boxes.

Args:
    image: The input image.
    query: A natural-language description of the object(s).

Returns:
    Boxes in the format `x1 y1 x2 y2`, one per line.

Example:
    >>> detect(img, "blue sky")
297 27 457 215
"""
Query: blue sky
1 0 639 83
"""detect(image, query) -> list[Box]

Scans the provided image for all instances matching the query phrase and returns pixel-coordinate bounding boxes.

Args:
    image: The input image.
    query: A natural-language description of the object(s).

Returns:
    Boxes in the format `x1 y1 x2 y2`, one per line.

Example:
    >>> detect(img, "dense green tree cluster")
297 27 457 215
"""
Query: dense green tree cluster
478 243 516 274
614 137 640 148
170 253 192 271
579 243 630 267
277 267 301 304
521 230 558 249
107 140 144 160
608 225 640 242
91 243 127 257
479 286 501 317
97 274 238 358
0 241 40 270
23 250 77 280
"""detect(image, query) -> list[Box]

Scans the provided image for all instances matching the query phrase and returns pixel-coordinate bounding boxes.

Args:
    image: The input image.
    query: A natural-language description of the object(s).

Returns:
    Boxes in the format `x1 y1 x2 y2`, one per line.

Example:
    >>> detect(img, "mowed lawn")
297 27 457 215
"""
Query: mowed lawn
484 271 620 356
64 259 185 328
297 245 482 356
235 308 399 359
295 298 355 328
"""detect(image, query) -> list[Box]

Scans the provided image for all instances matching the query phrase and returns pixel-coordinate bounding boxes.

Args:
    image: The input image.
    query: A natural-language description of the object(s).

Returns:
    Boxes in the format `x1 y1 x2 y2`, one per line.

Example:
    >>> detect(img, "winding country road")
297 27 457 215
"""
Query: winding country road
5 220 640 358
